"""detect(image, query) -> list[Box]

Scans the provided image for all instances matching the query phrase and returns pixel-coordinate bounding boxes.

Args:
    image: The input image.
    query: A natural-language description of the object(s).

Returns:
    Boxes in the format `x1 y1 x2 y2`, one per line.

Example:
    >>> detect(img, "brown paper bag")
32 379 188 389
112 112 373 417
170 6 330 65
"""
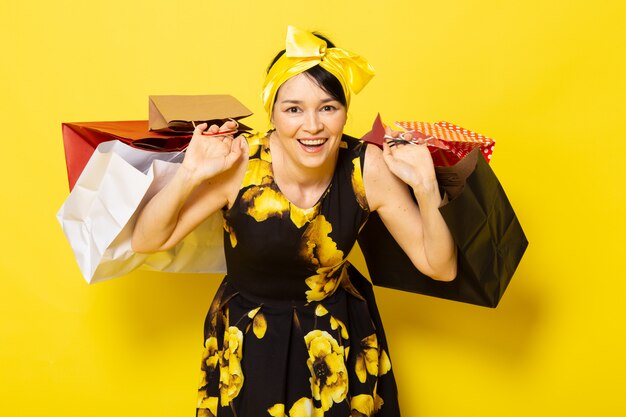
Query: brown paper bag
148 95 253 132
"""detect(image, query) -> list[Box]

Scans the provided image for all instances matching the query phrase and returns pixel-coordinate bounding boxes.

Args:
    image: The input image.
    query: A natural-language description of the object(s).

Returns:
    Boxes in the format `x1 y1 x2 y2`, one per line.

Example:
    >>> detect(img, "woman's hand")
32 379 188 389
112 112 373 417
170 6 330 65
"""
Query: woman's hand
181 120 247 183
381 127 437 198
132 120 246 253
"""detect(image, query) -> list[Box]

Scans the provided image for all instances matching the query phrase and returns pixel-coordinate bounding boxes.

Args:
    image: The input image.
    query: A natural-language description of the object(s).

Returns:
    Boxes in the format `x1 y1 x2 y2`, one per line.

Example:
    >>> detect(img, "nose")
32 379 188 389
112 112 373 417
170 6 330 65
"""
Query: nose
303 111 323 133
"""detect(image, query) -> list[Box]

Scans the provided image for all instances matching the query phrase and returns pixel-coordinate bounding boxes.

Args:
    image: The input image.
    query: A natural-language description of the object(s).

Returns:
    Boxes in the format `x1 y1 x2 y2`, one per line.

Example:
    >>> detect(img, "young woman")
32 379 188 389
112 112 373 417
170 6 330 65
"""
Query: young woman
132 26 456 417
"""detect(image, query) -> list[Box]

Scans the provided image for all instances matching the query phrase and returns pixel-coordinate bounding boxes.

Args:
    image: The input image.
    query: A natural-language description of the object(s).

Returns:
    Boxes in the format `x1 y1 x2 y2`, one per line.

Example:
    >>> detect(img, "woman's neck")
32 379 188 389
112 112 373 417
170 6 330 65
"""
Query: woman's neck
269 133 338 208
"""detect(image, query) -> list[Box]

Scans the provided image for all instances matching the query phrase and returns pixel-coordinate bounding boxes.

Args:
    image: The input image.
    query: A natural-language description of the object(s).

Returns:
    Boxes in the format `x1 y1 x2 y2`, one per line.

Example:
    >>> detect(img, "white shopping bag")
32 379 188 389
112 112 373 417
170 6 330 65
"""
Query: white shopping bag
57 140 226 284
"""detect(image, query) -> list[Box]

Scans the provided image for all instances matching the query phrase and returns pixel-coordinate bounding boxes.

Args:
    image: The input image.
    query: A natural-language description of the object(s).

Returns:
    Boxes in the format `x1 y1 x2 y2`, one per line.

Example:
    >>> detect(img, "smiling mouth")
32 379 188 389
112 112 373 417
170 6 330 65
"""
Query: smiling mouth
297 138 327 147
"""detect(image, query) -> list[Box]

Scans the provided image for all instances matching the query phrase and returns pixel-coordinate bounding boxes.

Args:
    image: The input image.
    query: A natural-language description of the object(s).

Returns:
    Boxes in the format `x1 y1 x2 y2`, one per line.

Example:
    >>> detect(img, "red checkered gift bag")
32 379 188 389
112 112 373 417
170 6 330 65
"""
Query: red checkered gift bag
395 120 495 166
361 114 495 167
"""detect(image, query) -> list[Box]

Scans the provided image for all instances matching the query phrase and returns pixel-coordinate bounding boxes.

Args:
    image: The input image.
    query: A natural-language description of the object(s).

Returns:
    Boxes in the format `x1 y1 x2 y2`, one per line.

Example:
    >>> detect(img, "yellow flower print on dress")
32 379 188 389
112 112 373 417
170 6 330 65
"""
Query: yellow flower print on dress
314 304 329 317
303 330 349 412
374 391 384 413
289 204 321 229
314 303 349 342
330 315 349 341
268 397 323 417
223 218 237 248
246 133 272 164
305 264 348 302
200 336 219 377
242 158 273 188
247 307 267 339
378 348 391 376
351 156 368 211
242 134 272 189
219 326 244 406
350 394 375 417
241 182 290 222
267 403 285 417
300 215 343 267
300 215 347 302
197 396 218 417
372 381 385 413
197 336 219 415
355 334 379 383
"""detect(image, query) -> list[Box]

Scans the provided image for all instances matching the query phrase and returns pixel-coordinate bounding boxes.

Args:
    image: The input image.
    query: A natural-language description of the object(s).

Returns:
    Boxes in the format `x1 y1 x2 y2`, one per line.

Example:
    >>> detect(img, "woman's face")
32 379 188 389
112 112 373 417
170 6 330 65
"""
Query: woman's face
271 73 347 171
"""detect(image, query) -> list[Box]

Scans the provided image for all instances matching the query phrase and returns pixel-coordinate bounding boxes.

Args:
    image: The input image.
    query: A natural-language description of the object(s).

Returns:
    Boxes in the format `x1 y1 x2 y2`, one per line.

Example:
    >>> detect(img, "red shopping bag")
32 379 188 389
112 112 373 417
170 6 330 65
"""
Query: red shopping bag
62 95 254 191
61 120 192 191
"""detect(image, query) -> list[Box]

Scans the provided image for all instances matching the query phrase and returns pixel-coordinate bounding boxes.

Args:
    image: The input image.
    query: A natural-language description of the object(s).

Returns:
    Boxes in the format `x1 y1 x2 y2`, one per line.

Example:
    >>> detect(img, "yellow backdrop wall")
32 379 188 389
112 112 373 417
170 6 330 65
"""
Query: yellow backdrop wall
1 0 624 415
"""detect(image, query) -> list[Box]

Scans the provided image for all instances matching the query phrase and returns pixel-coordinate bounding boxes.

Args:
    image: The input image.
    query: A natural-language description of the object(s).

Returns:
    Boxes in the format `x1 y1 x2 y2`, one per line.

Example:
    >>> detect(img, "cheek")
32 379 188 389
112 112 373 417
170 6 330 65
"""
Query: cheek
327 115 347 134
274 116 299 133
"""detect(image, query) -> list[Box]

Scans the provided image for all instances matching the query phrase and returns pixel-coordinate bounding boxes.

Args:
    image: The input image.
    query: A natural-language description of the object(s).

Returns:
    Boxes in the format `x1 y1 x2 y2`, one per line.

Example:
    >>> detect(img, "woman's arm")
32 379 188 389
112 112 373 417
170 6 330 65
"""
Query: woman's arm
363 137 457 281
131 121 247 253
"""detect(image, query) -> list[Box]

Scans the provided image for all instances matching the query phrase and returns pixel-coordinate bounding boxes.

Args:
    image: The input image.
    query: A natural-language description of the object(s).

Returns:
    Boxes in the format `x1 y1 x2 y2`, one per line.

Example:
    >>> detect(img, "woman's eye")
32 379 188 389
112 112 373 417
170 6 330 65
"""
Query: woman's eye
321 105 336 112
286 107 300 113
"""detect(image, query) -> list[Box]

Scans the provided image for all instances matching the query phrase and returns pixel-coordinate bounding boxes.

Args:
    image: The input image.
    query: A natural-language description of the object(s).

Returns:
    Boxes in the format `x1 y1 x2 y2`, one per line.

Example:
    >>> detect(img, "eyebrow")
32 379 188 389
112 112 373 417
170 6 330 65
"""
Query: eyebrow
279 98 337 104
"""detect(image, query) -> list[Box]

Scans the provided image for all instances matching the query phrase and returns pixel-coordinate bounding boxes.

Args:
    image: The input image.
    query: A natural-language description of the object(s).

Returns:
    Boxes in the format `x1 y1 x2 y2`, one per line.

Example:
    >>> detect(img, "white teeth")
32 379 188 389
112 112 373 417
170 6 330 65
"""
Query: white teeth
298 139 326 146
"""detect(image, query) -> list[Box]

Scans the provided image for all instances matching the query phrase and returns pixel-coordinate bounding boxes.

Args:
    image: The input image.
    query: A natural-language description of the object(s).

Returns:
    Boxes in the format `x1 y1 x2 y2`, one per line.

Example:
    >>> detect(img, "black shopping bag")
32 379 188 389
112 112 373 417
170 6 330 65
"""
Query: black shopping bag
358 149 528 308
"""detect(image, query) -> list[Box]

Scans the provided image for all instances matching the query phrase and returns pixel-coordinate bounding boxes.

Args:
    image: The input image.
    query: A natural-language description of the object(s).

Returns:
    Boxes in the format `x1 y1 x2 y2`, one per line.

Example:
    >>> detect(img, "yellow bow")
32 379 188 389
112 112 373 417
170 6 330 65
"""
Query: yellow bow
262 26 375 118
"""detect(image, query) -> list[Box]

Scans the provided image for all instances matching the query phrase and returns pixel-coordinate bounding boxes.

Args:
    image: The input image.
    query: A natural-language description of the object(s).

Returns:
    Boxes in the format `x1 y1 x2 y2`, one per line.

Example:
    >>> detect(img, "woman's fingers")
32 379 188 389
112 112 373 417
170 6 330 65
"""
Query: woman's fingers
230 136 242 157
384 126 398 138
238 133 249 155
185 123 246 179
194 120 239 137
221 135 247 170
208 124 221 134
220 119 238 131
193 122 208 135
193 122 222 136
231 134 249 159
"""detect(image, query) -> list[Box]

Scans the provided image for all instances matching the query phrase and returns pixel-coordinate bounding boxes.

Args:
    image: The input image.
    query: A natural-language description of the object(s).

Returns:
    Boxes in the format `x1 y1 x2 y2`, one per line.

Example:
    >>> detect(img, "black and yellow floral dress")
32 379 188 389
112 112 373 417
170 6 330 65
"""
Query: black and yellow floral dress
196 133 401 417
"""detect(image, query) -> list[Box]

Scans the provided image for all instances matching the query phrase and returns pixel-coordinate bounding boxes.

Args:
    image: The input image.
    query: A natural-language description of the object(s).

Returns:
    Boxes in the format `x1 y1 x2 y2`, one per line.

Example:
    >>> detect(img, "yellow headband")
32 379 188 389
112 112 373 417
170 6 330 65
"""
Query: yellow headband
262 26 375 118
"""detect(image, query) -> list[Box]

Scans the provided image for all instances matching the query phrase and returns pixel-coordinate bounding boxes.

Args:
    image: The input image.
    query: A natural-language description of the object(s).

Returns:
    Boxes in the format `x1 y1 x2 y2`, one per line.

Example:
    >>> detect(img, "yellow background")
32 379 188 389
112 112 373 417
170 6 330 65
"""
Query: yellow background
1 0 624 415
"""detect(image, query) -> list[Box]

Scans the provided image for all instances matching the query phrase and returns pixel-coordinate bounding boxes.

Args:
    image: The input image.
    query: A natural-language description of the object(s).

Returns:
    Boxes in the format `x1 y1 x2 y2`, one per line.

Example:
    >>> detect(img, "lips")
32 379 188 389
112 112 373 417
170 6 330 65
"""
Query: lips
297 138 328 154
297 138 327 147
